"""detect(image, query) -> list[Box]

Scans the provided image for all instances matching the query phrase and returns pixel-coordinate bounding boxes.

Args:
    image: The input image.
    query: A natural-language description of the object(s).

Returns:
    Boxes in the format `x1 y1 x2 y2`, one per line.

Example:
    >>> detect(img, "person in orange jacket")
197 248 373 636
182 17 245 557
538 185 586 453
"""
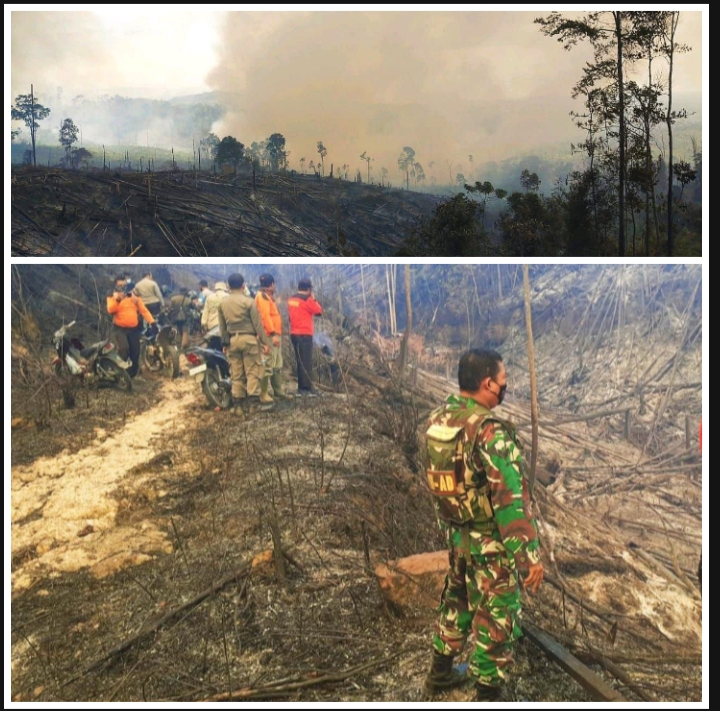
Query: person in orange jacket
255 273 288 402
287 278 322 395
107 274 156 378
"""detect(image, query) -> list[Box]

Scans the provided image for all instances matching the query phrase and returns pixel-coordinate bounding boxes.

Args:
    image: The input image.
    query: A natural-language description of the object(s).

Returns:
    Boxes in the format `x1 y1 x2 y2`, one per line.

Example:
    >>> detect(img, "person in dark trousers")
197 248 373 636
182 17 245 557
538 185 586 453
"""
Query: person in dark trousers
107 275 156 378
287 278 323 396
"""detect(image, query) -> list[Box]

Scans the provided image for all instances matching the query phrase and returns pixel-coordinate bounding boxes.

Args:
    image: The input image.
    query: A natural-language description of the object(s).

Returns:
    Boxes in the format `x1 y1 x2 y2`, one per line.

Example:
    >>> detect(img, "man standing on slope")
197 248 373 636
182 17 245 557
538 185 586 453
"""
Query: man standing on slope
134 272 165 319
255 273 289 404
218 273 272 418
201 281 229 333
107 275 156 379
287 278 323 396
423 349 543 701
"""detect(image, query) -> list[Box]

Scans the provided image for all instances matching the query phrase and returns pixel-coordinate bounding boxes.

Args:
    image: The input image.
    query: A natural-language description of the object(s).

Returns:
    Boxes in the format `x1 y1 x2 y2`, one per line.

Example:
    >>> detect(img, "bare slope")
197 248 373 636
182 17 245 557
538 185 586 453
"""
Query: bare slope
11 328 702 702
11 167 440 257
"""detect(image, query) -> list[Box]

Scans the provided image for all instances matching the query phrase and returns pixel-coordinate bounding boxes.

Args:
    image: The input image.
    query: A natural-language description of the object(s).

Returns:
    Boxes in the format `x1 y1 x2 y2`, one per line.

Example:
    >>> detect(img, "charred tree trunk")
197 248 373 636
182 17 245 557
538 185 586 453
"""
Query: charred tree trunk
397 265 412 376
615 11 626 257
360 264 367 323
523 265 539 491
31 84 37 166
664 12 680 257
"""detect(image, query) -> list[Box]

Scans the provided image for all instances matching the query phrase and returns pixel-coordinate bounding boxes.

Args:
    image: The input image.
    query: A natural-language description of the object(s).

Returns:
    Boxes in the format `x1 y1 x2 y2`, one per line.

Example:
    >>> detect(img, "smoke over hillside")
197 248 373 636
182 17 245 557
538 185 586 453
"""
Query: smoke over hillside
207 11 595 182
206 10 702 183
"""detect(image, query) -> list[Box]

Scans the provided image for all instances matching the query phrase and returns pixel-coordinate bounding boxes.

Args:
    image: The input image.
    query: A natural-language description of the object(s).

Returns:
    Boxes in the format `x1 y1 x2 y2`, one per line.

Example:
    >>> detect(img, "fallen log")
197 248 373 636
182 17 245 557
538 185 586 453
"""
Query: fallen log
522 621 626 702
576 647 654 701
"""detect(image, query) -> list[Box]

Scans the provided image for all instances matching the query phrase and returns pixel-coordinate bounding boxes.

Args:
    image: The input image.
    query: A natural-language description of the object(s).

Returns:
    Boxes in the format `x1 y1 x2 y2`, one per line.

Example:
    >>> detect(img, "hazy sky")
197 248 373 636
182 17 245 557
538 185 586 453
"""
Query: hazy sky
8 6 706 175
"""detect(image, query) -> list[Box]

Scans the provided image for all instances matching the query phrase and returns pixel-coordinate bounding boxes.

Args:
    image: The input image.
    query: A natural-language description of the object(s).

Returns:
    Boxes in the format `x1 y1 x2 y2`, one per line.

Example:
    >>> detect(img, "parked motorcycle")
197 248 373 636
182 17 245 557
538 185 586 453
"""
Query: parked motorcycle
184 327 231 409
52 320 132 392
140 318 180 379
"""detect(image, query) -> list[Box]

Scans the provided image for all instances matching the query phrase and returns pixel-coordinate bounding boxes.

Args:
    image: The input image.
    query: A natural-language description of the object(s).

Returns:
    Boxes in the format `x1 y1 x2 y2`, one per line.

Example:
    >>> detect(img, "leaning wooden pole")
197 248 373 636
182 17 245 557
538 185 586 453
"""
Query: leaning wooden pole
522 622 626 702
523 265 539 492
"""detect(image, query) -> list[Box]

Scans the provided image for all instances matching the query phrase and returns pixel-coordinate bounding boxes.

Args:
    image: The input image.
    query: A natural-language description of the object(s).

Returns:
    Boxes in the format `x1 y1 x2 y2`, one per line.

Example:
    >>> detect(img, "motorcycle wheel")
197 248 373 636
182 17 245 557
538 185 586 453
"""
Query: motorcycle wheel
163 345 181 379
201 368 231 409
97 358 132 393
141 343 163 373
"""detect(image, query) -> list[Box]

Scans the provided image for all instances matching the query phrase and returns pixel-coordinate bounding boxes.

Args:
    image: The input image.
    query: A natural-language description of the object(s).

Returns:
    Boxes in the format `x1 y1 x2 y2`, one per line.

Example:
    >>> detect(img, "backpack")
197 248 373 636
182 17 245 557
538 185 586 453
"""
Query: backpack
425 404 504 526
168 295 189 323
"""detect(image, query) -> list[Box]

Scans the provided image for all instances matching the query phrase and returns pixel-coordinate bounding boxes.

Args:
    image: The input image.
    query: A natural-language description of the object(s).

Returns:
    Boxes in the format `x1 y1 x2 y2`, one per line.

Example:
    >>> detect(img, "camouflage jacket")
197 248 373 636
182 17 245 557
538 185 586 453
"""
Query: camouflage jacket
425 394 540 570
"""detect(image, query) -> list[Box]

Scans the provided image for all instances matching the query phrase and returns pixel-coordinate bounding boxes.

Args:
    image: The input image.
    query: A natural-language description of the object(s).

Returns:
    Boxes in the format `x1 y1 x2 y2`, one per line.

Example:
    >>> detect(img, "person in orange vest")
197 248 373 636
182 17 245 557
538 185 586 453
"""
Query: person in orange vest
107 275 156 378
255 273 289 403
287 278 323 396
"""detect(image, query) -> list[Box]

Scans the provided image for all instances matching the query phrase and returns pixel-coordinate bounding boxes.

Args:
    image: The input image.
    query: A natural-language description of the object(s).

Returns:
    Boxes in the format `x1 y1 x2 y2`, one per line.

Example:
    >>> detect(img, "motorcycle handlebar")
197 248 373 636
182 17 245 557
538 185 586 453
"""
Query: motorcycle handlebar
54 320 77 338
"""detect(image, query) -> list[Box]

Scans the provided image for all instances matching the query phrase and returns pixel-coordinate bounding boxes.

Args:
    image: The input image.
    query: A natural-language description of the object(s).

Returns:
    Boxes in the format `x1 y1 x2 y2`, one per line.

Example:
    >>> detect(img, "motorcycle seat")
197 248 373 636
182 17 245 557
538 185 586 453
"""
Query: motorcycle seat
81 342 106 358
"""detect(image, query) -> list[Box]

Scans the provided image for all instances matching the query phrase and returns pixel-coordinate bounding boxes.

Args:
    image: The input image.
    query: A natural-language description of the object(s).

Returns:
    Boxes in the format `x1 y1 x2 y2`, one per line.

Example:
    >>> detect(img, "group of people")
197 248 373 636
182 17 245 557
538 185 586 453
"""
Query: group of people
106 272 325 410
216 273 324 417
109 273 543 700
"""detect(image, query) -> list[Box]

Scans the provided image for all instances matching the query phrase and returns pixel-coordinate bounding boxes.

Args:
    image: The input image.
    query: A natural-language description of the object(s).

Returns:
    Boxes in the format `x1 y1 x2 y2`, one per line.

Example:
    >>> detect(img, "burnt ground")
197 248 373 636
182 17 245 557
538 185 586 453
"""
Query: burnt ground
10 334 704 703
11 166 440 258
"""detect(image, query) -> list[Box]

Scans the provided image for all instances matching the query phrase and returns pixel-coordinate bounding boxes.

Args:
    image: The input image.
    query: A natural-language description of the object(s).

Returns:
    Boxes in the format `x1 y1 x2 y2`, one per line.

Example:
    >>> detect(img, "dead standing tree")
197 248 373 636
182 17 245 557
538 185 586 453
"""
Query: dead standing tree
523 264 539 491
396 265 412 378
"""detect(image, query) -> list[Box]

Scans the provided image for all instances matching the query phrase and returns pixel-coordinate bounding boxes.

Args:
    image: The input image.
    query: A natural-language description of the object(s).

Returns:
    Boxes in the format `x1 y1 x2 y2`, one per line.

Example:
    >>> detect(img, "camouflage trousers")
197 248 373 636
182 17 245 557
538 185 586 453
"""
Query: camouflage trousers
432 520 523 687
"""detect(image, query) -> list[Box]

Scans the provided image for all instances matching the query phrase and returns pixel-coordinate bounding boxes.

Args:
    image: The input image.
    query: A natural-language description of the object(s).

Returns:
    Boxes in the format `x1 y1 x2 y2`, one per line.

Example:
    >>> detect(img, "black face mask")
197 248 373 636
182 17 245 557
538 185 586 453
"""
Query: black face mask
491 379 507 405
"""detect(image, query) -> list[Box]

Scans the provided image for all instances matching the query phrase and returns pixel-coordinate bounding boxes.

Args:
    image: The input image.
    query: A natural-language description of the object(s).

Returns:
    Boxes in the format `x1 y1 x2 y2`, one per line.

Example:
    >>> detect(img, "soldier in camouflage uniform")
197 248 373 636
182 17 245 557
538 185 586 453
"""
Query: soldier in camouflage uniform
423 349 544 701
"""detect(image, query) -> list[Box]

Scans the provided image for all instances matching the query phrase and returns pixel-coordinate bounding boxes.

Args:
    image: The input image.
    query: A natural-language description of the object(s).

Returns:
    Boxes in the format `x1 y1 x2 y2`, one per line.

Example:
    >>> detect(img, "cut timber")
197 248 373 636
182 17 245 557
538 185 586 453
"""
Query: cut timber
522 621 626 702
374 550 448 610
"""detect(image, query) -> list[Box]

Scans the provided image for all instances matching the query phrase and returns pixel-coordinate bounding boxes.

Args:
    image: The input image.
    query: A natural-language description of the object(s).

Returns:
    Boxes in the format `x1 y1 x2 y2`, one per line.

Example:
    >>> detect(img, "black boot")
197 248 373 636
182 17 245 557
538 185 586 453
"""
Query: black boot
475 683 502 701
423 652 467 695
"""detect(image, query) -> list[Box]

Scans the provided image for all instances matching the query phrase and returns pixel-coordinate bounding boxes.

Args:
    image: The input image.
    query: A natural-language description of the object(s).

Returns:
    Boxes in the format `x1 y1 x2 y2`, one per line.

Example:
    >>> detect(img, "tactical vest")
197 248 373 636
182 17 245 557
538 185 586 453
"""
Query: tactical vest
425 401 522 526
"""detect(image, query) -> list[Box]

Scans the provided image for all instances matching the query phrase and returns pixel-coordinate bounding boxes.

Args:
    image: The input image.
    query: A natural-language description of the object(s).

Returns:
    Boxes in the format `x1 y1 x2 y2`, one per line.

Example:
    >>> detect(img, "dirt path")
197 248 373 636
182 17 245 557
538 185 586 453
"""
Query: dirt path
11 376 199 593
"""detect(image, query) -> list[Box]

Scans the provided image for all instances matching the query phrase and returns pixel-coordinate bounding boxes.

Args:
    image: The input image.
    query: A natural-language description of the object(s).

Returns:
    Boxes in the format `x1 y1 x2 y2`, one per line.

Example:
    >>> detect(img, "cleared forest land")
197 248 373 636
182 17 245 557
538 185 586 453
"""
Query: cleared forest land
10 264 703 702
11 167 441 257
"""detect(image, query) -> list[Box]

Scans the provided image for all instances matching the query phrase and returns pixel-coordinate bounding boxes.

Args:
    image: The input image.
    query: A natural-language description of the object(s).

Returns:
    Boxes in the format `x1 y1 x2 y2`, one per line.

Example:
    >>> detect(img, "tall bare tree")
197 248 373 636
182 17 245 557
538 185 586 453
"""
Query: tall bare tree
658 11 689 256
317 141 327 177
523 265 539 492
360 151 373 183
536 12 634 256
12 84 51 166
397 147 416 191
397 265 412 376
385 265 397 336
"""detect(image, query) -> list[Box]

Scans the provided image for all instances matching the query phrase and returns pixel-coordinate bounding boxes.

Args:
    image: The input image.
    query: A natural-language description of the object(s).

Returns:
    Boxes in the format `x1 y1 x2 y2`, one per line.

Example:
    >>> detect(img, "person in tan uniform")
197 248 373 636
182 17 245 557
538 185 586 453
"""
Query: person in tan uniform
134 272 165 318
217 273 272 417
201 281 229 332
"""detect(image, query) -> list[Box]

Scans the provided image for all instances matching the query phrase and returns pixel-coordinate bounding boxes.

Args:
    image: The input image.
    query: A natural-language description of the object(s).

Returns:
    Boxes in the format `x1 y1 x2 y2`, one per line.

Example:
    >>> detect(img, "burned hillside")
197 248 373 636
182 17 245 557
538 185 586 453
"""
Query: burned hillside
10 264 703 702
11 167 441 257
